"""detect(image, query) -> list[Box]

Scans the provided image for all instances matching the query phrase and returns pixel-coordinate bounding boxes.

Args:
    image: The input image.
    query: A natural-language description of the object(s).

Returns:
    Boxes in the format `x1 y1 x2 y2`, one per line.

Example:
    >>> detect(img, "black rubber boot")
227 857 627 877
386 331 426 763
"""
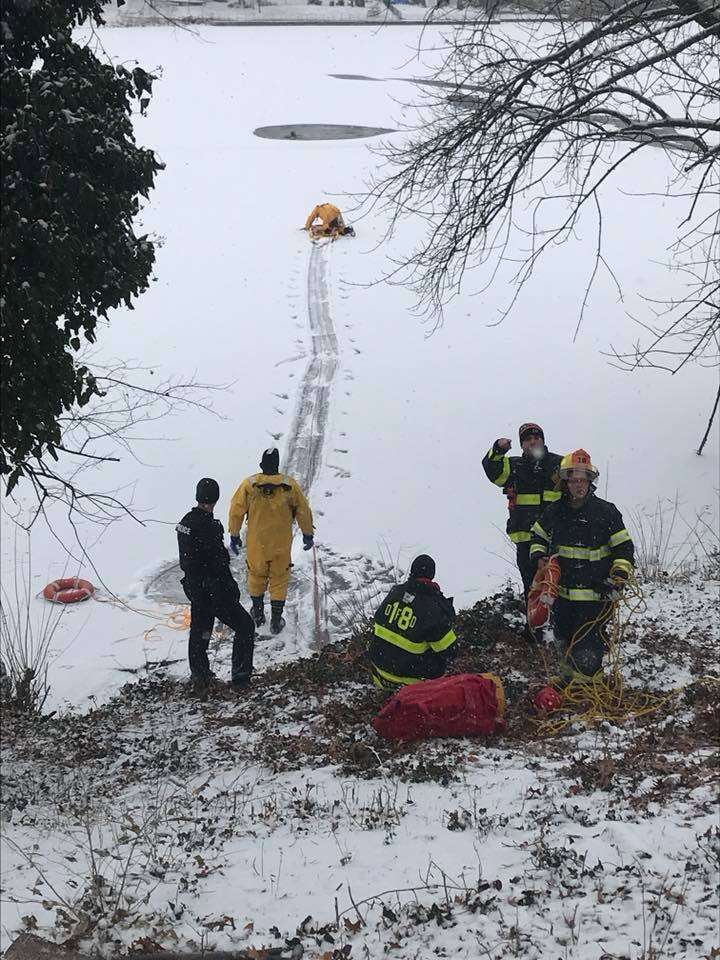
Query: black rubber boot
191 671 218 699
270 600 286 635
250 595 265 628
231 635 255 689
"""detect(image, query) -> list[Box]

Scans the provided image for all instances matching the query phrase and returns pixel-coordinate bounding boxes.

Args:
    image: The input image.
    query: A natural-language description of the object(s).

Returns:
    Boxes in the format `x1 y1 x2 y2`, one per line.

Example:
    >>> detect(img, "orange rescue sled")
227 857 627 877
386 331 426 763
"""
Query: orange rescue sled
527 555 560 630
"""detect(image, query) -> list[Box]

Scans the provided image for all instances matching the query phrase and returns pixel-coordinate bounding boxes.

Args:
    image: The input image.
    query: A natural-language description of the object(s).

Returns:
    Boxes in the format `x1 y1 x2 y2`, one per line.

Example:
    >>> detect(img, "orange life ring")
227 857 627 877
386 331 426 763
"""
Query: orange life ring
42 578 95 604
527 555 561 629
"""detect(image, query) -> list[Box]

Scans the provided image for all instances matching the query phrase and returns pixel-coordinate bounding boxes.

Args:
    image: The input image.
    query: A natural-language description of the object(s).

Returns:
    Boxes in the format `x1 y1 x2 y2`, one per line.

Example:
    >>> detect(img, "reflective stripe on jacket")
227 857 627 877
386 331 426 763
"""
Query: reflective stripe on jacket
482 446 562 541
369 579 457 686
529 493 634 600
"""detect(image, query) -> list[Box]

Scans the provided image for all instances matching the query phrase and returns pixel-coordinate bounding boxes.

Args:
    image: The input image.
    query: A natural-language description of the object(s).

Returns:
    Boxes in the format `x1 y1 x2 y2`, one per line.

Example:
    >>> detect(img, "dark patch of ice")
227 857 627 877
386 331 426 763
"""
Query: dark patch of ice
254 123 395 140
328 73 383 81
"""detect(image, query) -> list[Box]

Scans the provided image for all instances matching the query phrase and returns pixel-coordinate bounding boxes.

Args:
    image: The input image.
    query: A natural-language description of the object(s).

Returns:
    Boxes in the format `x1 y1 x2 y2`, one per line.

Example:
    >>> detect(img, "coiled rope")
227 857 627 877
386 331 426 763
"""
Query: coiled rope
534 572 680 735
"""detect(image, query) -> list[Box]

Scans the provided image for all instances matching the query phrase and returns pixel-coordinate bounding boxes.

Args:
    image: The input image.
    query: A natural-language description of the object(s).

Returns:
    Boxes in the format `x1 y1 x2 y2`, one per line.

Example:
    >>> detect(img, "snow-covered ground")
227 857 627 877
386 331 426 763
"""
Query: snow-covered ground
1 23 716 711
1 577 718 955
2 17 719 957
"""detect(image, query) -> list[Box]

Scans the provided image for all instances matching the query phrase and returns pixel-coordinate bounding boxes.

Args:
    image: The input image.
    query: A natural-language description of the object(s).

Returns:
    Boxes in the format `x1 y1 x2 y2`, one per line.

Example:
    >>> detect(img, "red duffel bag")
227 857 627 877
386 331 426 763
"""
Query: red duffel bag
372 672 506 742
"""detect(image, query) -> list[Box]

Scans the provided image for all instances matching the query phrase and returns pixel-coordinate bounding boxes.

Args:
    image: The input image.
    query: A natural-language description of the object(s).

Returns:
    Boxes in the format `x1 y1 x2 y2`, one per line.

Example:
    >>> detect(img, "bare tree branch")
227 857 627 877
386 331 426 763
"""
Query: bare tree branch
364 0 719 449
2 356 228 531
697 380 720 454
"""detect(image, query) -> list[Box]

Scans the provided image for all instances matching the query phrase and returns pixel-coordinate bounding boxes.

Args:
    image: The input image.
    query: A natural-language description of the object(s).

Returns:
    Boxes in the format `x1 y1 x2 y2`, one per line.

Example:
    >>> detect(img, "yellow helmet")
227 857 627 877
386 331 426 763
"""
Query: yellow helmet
559 449 599 481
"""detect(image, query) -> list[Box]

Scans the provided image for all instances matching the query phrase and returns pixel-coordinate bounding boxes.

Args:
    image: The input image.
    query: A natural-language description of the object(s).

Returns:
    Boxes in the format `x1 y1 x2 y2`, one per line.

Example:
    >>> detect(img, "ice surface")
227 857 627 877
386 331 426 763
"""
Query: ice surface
1 24 715 708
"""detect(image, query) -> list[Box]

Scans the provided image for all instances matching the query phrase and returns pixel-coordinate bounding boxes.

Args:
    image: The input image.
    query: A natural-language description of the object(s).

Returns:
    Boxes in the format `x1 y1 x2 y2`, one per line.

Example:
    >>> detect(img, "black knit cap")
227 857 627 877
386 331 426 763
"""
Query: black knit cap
519 422 544 443
260 447 280 475
410 554 436 580
196 477 220 504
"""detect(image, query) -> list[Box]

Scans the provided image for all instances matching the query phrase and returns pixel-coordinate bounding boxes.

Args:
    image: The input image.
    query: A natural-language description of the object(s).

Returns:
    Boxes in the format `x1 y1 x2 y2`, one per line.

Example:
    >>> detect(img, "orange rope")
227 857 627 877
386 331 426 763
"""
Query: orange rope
166 607 192 630
93 593 192 632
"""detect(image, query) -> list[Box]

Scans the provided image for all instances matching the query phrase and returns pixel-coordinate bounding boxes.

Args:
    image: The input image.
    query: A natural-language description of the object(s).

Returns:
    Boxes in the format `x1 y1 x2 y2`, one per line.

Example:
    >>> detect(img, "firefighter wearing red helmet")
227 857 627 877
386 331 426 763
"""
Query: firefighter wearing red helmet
482 422 563 619
528 450 634 677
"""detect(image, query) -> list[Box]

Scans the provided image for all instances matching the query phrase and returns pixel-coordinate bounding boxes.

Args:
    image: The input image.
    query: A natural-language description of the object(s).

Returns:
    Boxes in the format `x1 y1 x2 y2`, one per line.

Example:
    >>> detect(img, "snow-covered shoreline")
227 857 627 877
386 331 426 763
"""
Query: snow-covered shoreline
104 0 553 27
1 21 716 712
2 576 717 956
1 20 717 954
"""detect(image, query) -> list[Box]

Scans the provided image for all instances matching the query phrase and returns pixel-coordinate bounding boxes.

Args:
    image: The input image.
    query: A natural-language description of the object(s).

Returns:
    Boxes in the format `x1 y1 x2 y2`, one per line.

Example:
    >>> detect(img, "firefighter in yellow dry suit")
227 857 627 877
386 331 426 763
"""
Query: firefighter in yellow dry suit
304 202 355 239
228 448 314 635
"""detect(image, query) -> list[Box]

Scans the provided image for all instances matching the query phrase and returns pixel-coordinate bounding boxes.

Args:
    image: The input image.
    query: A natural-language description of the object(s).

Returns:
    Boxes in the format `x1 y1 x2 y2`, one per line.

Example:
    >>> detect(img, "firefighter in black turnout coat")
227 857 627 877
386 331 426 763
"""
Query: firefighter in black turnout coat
369 555 457 689
529 450 635 677
176 478 255 690
482 422 562 604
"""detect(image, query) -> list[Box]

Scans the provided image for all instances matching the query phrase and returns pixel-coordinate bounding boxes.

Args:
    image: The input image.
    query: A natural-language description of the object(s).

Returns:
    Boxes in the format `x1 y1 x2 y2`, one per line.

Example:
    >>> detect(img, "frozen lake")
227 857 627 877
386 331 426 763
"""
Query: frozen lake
1 23 716 709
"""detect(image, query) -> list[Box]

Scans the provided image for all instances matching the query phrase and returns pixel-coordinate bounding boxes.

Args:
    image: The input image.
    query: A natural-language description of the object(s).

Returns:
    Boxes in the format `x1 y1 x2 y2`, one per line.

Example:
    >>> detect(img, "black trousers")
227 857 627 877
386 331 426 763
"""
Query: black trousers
553 598 610 676
182 577 255 682
516 542 535 603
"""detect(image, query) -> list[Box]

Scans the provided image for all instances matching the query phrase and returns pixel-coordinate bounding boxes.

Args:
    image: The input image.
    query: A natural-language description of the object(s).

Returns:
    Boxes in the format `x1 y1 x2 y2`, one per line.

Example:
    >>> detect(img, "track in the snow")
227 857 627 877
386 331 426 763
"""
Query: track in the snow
141 235 395 660
283 242 340 492
143 244 338 608
280 241 343 647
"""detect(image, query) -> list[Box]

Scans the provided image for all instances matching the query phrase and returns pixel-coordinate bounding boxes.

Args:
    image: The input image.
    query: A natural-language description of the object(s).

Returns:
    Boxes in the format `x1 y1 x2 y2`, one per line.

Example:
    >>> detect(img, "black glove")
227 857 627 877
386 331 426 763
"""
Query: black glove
610 564 630 588
303 534 314 551
230 535 241 556
600 579 621 602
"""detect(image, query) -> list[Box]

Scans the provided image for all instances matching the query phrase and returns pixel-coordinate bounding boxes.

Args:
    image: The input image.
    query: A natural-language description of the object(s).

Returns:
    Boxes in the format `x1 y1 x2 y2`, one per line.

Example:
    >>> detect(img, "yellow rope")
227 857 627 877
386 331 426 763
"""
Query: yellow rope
534 573 681 735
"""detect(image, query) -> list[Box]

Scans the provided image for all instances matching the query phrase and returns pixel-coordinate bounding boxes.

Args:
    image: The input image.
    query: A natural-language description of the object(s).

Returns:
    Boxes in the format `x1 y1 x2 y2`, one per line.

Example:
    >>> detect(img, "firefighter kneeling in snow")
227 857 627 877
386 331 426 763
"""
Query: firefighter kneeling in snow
369 555 457 689
528 450 634 677
304 202 355 239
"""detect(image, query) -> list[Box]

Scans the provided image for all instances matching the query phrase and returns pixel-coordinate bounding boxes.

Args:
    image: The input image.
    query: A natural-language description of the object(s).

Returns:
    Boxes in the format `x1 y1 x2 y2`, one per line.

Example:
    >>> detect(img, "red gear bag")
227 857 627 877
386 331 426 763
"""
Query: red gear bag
372 673 506 742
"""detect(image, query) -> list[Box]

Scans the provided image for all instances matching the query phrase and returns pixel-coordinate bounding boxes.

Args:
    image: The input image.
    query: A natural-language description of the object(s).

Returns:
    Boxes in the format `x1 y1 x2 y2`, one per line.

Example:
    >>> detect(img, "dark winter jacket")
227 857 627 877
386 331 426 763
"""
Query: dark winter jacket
369 578 457 689
176 506 235 595
482 444 562 544
529 493 634 601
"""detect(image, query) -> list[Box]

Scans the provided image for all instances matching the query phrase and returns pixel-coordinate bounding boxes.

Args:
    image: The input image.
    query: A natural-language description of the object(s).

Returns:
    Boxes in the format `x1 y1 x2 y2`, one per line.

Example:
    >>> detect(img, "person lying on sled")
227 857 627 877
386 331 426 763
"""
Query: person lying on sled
304 202 355 239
